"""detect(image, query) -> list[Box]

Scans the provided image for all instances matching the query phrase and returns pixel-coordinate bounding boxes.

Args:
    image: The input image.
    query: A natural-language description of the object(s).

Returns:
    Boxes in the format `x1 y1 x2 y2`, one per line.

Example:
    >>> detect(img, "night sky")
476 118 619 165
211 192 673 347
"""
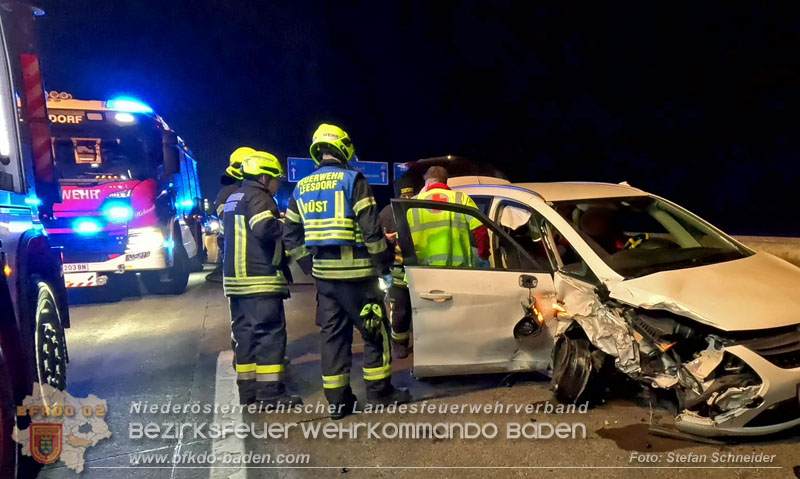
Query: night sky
35 1 800 236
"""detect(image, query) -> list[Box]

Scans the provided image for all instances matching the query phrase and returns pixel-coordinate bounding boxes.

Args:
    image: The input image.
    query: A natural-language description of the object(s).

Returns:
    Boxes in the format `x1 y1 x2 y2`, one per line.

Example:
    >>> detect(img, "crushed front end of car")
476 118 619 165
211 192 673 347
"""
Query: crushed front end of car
551 274 800 437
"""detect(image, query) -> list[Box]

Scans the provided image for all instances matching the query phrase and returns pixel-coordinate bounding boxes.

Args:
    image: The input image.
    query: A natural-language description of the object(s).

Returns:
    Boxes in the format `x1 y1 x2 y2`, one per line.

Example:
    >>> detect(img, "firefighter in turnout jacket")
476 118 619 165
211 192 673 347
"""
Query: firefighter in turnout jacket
379 187 415 358
284 123 411 419
223 151 301 406
207 147 254 283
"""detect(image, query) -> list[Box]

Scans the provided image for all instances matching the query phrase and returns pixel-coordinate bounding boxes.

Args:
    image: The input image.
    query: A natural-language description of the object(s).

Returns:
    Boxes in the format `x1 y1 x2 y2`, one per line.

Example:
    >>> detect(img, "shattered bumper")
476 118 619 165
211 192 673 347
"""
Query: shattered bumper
675 345 800 437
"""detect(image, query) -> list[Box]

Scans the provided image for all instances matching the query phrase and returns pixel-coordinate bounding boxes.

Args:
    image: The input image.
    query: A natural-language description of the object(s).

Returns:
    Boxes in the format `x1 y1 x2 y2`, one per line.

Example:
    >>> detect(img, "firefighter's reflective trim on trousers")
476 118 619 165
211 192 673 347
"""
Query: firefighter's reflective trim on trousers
322 373 350 389
249 210 275 229
353 196 377 215
236 363 257 381
285 208 301 223
391 329 410 341
256 364 285 382
365 238 387 254
235 215 248 277
363 321 391 381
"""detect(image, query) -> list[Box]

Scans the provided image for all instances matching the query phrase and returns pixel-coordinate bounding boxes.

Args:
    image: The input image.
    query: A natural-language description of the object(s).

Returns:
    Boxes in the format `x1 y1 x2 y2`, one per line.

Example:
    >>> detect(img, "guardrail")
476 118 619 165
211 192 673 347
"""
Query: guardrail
735 236 800 267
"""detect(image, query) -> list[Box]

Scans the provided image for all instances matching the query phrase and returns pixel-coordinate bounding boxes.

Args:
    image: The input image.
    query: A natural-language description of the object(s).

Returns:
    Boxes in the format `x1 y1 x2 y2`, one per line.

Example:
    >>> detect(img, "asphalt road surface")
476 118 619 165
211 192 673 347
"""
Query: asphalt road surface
35 269 800 479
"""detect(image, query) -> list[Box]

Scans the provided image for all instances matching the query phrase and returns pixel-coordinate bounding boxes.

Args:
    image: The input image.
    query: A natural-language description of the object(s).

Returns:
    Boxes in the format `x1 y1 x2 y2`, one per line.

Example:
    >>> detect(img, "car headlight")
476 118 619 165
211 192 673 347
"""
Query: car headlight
103 202 134 223
127 227 165 250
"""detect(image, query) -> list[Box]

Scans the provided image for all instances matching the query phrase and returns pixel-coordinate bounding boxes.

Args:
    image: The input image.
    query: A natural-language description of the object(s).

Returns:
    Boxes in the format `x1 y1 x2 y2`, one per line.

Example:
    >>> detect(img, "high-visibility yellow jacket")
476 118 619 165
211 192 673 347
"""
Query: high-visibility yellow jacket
408 187 483 267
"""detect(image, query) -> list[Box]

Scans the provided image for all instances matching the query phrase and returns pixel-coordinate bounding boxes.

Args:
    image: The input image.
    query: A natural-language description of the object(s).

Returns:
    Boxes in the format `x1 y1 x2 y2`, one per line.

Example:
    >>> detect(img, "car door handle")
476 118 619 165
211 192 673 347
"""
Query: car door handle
419 290 453 302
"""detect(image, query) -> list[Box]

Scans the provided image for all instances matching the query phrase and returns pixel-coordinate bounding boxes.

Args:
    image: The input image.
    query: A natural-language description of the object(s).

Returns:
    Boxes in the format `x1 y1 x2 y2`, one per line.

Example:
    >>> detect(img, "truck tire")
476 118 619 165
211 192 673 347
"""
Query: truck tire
141 243 190 295
29 278 68 394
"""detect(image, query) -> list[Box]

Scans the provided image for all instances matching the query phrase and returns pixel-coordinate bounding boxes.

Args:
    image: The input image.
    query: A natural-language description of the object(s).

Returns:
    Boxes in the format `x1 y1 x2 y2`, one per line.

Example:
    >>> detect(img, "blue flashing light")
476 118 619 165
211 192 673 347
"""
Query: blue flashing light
24 196 42 206
179 199 194 207
103 203 134 223
106 96 153 113
163 239 175 250
73 218 101 235
114 112 136 123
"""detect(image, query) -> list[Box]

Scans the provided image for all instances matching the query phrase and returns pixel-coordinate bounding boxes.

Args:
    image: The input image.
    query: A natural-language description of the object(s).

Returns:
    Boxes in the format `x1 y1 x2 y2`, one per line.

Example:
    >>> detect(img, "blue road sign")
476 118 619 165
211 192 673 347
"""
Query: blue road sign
393 162 411 180
287 157 317 182
350 159 389 185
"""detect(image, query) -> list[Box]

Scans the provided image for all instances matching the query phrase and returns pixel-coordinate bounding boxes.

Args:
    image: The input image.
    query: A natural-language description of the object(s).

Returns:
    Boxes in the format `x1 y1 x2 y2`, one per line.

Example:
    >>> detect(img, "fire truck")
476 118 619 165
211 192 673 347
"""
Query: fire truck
43 93 205 295
0 3 70 476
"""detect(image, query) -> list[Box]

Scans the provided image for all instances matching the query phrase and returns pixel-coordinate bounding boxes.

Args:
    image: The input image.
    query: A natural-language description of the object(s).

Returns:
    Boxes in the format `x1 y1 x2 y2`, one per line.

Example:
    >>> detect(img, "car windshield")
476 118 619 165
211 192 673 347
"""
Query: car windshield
553 196 751 278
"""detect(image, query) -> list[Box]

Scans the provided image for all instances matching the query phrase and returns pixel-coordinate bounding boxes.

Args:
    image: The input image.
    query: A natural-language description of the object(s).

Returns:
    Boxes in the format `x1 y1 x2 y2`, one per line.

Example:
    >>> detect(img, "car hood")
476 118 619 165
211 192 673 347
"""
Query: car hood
609 253 800 332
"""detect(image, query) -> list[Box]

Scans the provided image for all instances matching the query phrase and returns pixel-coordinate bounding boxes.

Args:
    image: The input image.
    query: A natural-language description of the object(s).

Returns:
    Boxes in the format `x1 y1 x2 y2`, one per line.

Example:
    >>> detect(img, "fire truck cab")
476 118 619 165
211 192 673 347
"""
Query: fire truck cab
44 94 205 295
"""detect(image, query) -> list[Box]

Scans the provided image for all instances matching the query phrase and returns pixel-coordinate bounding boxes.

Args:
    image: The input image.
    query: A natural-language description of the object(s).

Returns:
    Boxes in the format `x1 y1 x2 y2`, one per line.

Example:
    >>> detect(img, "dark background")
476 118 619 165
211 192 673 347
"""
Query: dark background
35 1 800 236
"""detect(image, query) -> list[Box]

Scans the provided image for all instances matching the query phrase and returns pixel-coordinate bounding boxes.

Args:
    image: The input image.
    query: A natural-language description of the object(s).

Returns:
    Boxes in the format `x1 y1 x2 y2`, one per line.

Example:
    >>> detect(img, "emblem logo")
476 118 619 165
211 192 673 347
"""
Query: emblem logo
31 423 62 464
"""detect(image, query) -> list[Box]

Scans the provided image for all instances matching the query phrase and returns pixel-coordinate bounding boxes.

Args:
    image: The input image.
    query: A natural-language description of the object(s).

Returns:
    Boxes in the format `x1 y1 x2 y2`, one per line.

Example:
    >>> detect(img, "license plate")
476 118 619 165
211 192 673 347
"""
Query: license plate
63 263 89 273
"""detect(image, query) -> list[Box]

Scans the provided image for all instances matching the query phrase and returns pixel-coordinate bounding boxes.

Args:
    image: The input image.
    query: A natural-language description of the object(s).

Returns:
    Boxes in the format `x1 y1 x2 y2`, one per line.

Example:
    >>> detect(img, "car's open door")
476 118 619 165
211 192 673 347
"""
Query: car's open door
392 198 557 378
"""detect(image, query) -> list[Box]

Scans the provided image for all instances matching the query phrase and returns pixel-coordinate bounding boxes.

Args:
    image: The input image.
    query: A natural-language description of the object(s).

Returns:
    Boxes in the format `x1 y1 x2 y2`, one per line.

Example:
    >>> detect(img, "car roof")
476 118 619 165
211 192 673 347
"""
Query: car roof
448 177 649 202
512 182 648 202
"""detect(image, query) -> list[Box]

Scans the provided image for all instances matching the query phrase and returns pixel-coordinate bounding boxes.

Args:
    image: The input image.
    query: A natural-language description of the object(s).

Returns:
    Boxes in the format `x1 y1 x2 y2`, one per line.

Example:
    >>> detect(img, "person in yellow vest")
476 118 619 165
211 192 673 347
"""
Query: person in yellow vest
409 166 490 267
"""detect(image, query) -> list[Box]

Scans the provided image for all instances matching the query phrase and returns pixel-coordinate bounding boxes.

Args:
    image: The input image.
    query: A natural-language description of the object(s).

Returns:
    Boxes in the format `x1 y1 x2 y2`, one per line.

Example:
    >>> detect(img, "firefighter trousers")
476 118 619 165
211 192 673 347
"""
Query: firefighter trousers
388 284 412 344
315 278 393 405
229 295 287 401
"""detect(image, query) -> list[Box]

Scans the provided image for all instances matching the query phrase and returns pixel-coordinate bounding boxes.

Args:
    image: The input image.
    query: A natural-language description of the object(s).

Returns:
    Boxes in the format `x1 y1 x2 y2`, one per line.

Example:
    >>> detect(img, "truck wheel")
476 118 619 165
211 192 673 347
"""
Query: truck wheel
31 279 68 393
142 243 190 295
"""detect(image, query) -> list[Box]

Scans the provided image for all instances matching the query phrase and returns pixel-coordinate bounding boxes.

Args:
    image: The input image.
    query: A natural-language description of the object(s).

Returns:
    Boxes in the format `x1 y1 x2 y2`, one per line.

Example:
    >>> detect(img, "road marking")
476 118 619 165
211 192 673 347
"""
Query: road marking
210 350 246 479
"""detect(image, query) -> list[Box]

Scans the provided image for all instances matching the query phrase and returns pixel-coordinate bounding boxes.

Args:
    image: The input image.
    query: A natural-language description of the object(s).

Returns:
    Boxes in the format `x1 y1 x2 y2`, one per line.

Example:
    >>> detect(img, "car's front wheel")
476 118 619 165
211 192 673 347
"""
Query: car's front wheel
142 243 190 295
551 336 597 404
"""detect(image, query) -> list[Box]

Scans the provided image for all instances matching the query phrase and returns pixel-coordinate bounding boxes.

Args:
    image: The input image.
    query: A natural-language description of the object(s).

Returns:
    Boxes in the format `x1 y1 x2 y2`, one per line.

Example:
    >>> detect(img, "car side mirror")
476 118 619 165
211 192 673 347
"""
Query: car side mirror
519 274 538 289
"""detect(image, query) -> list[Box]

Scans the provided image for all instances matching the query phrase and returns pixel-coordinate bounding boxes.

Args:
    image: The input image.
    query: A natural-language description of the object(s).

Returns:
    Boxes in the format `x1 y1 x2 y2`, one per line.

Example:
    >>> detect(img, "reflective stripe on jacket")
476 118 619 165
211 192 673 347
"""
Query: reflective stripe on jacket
283 162 390 280
409 188 483 267
223 180 289 296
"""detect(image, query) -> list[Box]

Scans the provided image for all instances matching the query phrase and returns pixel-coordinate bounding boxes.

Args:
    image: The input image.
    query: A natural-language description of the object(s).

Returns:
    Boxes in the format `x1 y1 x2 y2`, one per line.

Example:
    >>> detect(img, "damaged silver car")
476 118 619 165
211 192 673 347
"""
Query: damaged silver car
391 177 800 438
